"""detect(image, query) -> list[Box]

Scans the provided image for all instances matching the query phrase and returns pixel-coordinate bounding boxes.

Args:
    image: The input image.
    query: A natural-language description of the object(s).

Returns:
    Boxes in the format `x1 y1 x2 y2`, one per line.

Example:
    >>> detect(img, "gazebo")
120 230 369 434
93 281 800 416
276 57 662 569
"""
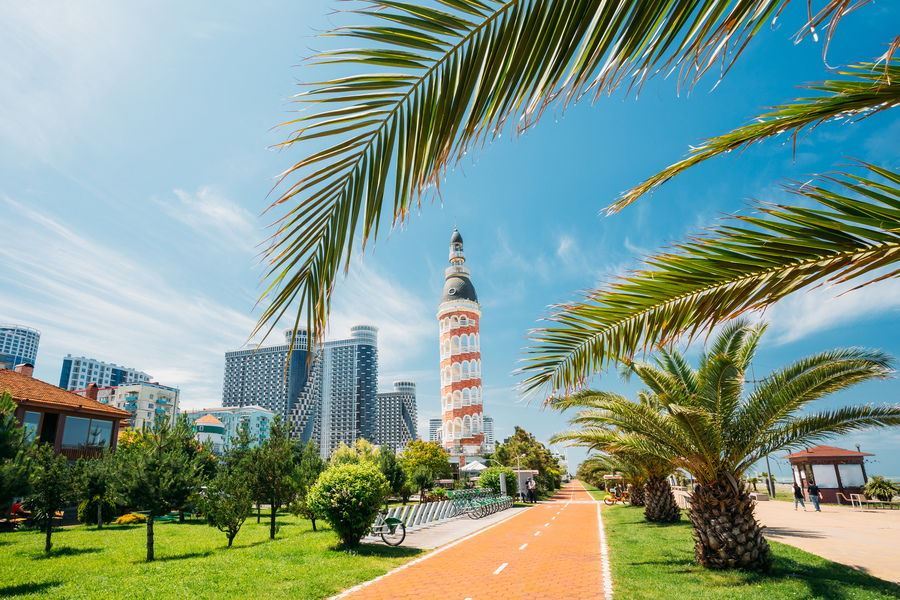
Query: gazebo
786 445 872 504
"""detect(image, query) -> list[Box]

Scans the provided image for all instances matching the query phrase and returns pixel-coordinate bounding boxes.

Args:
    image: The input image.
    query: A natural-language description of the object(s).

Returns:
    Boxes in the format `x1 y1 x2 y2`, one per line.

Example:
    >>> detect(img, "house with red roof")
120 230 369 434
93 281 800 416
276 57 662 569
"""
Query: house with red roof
1 363 130 460
786 445 873 504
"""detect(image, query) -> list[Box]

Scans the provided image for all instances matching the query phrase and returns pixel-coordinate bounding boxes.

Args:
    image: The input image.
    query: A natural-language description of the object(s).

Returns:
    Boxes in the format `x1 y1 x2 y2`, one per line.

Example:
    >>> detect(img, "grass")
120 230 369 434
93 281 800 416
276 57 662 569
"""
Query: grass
581 482 607 501
603 505 900 599
0 513 419 599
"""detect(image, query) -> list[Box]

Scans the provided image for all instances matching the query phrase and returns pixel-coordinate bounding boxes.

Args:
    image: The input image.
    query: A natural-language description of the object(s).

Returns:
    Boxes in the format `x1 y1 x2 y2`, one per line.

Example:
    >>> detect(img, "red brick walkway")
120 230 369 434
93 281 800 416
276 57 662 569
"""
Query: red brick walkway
340 481 609 600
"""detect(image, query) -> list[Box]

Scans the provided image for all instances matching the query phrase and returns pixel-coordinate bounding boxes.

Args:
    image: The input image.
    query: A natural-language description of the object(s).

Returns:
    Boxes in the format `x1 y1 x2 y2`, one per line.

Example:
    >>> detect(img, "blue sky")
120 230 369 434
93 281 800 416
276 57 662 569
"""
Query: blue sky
1 1 898 478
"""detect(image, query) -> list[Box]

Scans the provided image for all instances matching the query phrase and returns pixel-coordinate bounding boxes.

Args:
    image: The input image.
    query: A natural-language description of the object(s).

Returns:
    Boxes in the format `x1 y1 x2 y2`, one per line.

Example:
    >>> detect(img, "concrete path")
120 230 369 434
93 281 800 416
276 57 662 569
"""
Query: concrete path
754 500 900 583
365 505 529 550
338 481 610 600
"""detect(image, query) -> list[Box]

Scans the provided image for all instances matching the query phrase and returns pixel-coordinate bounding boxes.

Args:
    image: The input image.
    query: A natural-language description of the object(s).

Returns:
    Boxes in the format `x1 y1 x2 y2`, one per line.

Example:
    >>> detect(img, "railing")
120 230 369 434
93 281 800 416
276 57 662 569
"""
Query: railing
369 500 457 538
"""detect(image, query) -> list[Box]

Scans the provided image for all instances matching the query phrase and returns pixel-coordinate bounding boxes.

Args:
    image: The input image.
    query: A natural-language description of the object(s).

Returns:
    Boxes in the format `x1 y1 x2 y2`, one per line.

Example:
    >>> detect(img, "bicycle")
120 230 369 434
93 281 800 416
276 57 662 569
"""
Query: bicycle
603 491 630 506
371 510 406 546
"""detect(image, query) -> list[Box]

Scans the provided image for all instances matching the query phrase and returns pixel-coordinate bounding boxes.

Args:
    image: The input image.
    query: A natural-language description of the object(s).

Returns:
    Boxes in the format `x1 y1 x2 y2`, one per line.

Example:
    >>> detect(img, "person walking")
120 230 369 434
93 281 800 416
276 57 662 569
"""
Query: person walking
807 482 821 512
793 483 807 511
526 477 537 504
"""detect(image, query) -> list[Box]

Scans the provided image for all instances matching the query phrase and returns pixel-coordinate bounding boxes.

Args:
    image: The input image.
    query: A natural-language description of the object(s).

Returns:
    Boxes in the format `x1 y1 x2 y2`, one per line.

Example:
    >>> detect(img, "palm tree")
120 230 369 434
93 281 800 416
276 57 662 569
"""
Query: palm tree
257 0 898 350
554 321 898 571
553 393 680 522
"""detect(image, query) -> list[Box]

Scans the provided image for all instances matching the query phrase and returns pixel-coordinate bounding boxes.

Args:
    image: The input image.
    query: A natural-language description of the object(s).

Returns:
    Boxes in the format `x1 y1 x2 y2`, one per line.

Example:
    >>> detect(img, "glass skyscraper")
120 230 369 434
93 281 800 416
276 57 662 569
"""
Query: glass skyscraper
0 324 40 370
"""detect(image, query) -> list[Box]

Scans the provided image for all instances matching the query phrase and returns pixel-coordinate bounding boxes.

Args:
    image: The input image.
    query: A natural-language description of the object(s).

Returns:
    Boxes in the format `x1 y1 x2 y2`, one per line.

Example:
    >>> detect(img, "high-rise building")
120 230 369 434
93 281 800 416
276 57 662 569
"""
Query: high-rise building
92 382 179 430
375 381 418 451
319 325 378 457
429 418 443 443
182 405 275 452
437 229 485 456
222 329 321 442
483 416 495 452
59 355 150 391
0 324 40 370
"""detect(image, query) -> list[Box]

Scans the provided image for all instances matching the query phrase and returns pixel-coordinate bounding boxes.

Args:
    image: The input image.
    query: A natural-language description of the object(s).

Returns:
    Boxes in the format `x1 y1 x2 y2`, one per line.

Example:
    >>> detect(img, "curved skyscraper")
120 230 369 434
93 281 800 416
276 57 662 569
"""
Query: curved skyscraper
438 229 485 455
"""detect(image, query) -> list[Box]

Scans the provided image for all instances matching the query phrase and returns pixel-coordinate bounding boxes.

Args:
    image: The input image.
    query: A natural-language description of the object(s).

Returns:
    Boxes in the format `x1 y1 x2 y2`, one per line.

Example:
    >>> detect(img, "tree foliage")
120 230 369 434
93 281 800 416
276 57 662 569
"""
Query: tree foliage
249 416 298 540
479 466 517 496
376 446 407 501
494 427 562 494
398 440 451 499
291 440 326 531
0 391 29 511
200 467 254 548
25 443 75 554
308 462 388 548
74 453 118 528
329 438 379 466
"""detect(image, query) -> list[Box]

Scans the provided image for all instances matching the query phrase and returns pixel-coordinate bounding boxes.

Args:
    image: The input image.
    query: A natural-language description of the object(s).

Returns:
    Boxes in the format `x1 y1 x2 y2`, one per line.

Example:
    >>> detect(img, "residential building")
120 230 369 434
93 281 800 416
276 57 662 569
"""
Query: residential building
192 414 227 454
437 229 485 458
0 324 40 370
59 355 150 391
375 381 418 451
1 364 129 460
319 325 378 457
181 405 275 449
483 416 495 452
429 418 443 443
92 382 179 430
222 329 321 442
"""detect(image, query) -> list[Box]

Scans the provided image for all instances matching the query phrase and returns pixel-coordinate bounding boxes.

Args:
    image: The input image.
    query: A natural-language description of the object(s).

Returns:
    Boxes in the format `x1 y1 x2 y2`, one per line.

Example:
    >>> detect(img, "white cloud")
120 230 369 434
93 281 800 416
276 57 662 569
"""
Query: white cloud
0 196 258 405
759 277 900 345
158 186 259 250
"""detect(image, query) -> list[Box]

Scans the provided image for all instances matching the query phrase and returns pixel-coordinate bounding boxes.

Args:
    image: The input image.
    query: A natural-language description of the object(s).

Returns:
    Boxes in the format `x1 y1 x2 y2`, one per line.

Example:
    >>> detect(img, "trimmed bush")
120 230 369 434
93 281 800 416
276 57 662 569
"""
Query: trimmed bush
479 466 517 496
308 463 388 548
77 498 117 526
114 513 148 525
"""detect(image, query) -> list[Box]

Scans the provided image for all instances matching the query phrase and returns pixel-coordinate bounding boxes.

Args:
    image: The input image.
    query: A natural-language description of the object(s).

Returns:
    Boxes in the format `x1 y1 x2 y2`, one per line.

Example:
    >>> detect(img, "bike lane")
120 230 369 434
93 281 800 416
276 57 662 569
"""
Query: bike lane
337 481 610 600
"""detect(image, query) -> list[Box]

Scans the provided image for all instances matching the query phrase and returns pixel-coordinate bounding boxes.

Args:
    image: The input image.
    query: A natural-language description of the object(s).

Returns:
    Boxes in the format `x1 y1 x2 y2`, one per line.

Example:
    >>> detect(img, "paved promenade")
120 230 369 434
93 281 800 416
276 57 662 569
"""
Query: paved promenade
339 481 610 600
755 500 900 583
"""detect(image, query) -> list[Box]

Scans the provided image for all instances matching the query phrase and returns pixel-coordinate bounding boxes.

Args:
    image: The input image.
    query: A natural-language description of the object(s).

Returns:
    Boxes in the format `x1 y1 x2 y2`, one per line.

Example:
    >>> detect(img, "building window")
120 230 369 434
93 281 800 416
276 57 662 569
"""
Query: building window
61 416 113 449
22 411 41 443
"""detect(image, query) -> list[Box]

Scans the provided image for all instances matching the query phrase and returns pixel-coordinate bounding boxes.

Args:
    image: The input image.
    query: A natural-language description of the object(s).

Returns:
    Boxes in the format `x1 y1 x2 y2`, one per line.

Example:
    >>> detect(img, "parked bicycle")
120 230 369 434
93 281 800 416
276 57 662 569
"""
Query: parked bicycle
603 490 630 506
371 510 406 546
448 488 513 519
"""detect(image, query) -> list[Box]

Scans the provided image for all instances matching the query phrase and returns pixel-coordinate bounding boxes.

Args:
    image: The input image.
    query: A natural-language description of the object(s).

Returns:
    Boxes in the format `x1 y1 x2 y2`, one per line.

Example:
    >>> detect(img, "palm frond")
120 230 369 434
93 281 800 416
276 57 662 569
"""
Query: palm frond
260 0 859 344
610 60 900 213
522 164 900 394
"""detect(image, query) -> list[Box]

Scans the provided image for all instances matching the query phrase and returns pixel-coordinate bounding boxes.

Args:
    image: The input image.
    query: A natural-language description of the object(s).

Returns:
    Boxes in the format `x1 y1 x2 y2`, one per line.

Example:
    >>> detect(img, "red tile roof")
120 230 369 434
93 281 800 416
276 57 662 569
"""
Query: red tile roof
0 369 130 419
786 445 873 460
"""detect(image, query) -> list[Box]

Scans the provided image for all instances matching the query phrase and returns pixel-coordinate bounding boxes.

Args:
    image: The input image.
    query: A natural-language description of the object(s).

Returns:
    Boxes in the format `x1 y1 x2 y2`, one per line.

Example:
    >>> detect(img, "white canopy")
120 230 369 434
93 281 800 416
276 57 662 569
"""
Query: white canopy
461 461 488 473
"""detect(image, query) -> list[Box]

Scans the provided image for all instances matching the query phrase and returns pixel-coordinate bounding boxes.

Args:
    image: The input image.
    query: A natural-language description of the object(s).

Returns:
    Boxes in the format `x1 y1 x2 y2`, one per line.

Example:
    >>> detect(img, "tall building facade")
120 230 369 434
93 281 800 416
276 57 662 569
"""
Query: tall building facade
375 381 418 451
94 382 179 430
59 355 150 391
429 418 443 443
483 416 495 452
438 229 485 455
319 325 378 457
222 329 321 442
0 324 40 370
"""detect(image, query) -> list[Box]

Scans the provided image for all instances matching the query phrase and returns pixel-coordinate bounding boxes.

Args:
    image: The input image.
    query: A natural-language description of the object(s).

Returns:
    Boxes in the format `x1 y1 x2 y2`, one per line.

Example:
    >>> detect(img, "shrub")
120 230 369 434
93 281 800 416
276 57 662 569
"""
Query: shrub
200 468 253 547
426 487 447 501
863 476 899 502
308 463 388 548
114 512 147 525
479 467 517 496
77 498 117 526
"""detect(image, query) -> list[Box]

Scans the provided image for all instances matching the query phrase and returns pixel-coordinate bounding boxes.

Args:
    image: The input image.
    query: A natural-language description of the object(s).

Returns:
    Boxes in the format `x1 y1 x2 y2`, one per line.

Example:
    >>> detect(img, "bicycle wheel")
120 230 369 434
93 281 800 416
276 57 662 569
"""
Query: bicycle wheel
381 522 406 546
603 496 615 506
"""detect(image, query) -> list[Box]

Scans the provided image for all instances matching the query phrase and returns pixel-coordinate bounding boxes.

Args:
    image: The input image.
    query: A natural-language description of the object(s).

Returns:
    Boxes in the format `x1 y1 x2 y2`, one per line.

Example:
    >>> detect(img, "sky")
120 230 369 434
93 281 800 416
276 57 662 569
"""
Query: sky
1 1 898 478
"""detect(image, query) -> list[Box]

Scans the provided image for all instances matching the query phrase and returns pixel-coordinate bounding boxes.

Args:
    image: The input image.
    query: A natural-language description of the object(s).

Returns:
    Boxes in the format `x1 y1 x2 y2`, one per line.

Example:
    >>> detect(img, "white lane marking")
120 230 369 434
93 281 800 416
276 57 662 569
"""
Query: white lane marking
544 522 550 527
551 516 557 521
519 543 528 550
330 508 528 599
493 563 508 575
591 486 614 600
534 530 541 537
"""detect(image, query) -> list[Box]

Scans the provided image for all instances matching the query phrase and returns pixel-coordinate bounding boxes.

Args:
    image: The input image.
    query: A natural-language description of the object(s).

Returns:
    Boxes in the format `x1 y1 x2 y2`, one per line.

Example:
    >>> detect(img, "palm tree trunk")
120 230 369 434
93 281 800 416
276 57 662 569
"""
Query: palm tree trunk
630 483 646 507
146 516 155 562
644 476 680 523
689 479 770 571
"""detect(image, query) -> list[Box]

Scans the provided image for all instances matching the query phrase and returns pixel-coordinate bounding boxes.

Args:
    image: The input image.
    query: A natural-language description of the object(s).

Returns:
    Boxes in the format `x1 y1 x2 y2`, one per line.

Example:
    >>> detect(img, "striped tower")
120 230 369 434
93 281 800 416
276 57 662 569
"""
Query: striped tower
438 229 484 456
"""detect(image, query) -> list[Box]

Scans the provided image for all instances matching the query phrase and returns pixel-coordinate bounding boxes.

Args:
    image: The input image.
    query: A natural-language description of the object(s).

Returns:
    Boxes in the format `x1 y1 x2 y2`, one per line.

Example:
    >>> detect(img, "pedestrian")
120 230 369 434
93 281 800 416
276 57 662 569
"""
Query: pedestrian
793 483 807 511
807 482 821 512
527 477 537 503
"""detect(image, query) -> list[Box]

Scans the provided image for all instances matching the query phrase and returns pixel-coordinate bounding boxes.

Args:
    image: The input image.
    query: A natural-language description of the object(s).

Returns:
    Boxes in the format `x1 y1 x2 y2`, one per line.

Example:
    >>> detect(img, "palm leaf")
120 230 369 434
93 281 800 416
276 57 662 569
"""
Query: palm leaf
522 164 900 393
610 59 900 213
260 0 859 343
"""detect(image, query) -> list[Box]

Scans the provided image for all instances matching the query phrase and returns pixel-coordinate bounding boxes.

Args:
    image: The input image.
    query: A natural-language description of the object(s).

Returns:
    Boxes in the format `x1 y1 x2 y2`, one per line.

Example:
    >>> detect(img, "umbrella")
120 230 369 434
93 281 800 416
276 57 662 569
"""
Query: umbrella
460 461 488 473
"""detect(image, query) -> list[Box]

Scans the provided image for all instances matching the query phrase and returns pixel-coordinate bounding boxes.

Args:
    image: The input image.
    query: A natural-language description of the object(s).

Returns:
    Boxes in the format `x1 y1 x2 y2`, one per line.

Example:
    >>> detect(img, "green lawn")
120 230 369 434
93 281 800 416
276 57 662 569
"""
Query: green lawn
0 514 419 599
603 505 900 599
581 482 607 501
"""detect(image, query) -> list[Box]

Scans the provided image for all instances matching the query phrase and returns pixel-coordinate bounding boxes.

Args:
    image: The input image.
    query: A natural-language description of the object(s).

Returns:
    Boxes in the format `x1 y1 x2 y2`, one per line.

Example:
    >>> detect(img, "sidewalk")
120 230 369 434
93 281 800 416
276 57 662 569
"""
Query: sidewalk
339 482 609 600
755 500 900 583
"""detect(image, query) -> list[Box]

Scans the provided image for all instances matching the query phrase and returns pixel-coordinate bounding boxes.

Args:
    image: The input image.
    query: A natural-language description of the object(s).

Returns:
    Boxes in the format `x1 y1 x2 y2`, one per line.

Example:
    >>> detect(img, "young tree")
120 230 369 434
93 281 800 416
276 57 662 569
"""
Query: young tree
171 416 216 522
74 453 118 528
25 443 74 554
200 467 253 548
291 440 325 531
329 438 378 466
376 447 406 504
398 441 451 501
495 427 563 495
0 392 29 511
308 463 388 548
250 416 297 540
226 420 254 471
116 421 198 561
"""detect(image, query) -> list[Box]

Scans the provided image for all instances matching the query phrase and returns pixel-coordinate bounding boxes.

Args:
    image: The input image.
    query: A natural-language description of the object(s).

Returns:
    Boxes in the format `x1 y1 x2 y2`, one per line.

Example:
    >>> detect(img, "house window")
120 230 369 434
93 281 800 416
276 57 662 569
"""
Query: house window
61 416 113 449
22 411 41 443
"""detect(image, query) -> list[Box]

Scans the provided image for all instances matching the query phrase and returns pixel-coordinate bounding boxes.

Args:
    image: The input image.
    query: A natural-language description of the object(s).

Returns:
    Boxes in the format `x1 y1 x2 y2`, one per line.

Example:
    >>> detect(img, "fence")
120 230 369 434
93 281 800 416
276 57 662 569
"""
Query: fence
380 500 457 532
